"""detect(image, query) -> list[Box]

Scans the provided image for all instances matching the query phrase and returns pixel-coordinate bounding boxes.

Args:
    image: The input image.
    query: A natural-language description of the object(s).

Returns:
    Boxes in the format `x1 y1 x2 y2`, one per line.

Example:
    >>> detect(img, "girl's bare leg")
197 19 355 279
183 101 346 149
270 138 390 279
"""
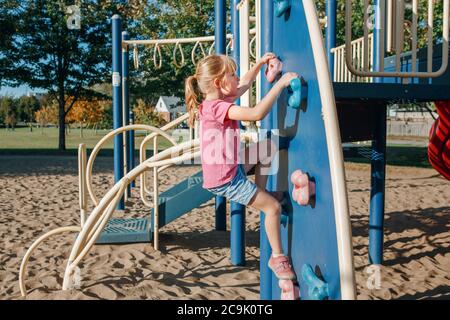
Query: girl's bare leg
240 139 284 254
240 139 283 201
248 189 283 254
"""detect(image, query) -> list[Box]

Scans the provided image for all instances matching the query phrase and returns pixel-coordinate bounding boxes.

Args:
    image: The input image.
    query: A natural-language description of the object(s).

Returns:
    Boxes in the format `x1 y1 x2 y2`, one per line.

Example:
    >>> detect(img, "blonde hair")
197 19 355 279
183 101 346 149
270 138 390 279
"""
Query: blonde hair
185 54 237 127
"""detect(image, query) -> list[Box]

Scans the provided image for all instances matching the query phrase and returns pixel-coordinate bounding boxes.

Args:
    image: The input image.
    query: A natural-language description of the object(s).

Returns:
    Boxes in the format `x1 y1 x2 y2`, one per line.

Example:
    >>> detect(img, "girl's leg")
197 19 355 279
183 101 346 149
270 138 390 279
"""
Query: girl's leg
240 138 278 190
243 141 296 280
247 189 283 254
240 139 283 201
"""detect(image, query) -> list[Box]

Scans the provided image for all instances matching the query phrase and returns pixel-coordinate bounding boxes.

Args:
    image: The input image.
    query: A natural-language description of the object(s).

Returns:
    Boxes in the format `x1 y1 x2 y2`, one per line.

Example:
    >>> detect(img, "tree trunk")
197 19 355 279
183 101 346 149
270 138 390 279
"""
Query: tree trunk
80 122 83 138
58 100 66 151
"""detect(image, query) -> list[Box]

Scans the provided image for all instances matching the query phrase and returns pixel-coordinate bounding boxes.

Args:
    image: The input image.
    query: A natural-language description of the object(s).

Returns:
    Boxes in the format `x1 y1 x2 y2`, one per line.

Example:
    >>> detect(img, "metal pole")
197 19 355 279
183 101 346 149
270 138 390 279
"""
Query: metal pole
214 0 227 232
373 0 386 80
230 0 246 266
260 0 273 300
326 0 337 75
369 1 386 264
122 31 131 198
112 15 124 210
369 104 387 265
129 110 135 188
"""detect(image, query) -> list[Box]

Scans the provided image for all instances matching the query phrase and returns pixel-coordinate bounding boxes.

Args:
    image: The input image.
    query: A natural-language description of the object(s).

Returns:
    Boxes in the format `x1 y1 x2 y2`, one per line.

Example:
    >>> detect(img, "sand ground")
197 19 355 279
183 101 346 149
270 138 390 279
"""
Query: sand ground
0 156 448 300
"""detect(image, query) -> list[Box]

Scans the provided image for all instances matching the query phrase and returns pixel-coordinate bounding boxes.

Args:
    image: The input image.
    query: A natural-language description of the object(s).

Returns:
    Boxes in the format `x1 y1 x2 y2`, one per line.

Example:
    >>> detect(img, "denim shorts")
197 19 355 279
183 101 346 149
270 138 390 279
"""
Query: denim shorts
206 165 258 206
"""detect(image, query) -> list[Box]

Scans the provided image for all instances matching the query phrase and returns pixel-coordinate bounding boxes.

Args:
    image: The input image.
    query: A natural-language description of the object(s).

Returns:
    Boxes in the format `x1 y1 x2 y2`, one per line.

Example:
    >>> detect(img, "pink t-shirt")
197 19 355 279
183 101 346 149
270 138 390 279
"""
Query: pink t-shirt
199 99 240 188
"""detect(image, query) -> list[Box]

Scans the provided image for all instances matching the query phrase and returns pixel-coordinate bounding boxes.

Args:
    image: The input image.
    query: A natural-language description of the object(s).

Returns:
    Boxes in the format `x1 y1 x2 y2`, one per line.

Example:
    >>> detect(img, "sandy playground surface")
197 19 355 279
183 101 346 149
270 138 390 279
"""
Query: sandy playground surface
0 155 449 300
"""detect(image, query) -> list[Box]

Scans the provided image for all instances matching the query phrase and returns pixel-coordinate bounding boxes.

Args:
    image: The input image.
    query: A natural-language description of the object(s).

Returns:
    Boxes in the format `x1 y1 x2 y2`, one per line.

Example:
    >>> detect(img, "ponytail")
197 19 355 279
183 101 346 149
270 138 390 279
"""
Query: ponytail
185 55 237 128
185 75 201 128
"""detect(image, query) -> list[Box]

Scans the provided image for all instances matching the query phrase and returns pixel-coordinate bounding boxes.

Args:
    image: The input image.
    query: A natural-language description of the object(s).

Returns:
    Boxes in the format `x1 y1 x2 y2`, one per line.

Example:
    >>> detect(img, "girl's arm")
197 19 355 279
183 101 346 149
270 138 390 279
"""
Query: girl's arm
227 72 299 122
235 53 276 98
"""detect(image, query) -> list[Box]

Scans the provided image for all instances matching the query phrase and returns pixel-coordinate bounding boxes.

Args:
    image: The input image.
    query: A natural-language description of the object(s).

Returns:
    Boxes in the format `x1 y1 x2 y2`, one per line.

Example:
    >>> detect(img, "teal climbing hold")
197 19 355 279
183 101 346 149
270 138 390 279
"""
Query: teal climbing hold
274 0 291 17
288 77 307 109
301 264 330 300
288 78 301 109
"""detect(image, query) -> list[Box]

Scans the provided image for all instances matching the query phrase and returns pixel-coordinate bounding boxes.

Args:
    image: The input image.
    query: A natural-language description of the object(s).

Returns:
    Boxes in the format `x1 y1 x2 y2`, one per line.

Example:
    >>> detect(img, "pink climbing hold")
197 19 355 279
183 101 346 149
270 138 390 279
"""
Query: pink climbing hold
265 57 283 83
279 279 300 300
291 169 316 206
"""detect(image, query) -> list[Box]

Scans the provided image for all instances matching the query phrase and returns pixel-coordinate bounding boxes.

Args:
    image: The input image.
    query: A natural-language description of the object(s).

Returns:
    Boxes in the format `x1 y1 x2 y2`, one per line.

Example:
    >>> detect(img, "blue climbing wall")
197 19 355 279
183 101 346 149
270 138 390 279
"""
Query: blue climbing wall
263 1 343 300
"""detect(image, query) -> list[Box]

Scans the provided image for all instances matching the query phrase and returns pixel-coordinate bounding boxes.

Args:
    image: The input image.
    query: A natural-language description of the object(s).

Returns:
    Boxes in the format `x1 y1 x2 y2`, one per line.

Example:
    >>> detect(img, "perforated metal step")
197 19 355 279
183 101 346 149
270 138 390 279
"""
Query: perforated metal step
96 218 151 244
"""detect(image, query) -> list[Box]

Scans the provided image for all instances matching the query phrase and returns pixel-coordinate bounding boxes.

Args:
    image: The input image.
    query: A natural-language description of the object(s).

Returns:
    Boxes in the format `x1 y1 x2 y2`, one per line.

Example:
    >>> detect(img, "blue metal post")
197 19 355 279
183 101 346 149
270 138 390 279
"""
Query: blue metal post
260 0 273 300
326 0 337 75
215 0 227 231
122 31 131 197
112 15 124 210
230 0 246 266
231 202 246 266
129 110 135 188
369 105 386 265
369 0 387 264
215 0 227 53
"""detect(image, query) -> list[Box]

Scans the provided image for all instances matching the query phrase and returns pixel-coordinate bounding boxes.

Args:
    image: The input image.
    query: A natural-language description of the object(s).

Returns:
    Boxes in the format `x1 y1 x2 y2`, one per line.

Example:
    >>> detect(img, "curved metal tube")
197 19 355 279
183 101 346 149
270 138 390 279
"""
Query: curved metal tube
172 42 185 68
85 124 177 207
78 144 87 227
153 43 162 69
19 226 82 297
62 142 200 290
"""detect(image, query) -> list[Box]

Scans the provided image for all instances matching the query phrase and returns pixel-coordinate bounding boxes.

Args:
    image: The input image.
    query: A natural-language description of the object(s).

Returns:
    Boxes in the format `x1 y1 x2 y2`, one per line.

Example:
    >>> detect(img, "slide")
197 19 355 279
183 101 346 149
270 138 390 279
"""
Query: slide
97 170 214 244
429 101 450 180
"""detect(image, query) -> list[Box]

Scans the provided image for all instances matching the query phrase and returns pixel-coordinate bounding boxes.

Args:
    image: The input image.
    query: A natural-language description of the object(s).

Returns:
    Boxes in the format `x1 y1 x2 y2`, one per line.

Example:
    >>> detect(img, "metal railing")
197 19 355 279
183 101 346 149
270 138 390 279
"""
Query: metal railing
331 33 374 82
344 0 449 79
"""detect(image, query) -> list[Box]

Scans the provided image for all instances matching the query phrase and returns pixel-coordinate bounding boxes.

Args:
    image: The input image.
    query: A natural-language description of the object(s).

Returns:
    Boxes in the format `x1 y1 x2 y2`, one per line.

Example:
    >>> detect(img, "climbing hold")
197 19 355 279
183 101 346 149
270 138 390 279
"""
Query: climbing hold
290 170 316 206
287 77 308 109
301 264 329 300
279 279 300 300
274 0 291 18
265 57 283 83
288 78 301 109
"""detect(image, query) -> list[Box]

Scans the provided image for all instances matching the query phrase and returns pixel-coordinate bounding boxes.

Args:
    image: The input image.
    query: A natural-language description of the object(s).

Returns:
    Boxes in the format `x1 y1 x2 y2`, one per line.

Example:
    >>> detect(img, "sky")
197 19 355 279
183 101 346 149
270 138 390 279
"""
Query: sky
0 85 47 98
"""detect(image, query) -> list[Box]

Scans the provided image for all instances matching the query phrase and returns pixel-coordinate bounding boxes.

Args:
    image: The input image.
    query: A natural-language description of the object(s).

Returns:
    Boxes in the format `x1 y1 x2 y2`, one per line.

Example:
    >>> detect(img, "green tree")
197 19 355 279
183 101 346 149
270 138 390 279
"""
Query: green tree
0 96 18 130
128 0 216 106
0 1 17 87
17 95 40 131
97 102 113 130
0 0 118 150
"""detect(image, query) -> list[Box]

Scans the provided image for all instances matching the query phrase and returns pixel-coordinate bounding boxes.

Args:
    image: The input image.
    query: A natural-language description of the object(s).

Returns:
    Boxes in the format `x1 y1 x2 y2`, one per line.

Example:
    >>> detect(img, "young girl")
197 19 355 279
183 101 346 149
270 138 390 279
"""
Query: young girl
185 54 299 280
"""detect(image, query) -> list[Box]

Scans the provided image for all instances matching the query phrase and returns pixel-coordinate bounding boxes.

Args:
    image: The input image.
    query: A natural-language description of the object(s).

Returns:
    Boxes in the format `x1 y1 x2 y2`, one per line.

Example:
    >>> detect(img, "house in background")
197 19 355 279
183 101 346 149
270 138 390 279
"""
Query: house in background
155 96 186 122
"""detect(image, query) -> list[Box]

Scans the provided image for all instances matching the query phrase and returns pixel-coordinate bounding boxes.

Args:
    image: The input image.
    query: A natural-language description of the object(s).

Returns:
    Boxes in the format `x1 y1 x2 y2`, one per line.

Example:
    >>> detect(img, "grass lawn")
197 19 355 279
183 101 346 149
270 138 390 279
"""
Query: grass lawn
344 145 431 168
0 127 174 156
0 127 432 168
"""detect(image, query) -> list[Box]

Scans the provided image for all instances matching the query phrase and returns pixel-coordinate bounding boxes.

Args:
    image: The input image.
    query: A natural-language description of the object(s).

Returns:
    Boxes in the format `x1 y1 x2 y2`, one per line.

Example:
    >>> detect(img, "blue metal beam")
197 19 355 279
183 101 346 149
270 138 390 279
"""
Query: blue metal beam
260 0 274 300
230 0 246 266
214 0 227 232
122 31 131 197
369 0 387 265
112 15 124 210
326 0 337 75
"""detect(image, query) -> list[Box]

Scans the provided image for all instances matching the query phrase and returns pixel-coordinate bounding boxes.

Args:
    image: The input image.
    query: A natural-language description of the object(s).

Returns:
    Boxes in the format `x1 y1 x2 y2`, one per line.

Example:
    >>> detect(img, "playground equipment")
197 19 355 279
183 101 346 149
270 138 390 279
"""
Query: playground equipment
19 0 450 300
290 170 316 206
265 56 283 83
259 0 450 300
429 101 450 180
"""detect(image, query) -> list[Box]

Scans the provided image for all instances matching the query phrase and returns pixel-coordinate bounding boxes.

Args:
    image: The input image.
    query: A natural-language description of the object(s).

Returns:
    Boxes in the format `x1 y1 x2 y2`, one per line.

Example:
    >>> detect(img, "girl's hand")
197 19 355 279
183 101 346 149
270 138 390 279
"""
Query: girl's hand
279 72 299 88
259 52 277 65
